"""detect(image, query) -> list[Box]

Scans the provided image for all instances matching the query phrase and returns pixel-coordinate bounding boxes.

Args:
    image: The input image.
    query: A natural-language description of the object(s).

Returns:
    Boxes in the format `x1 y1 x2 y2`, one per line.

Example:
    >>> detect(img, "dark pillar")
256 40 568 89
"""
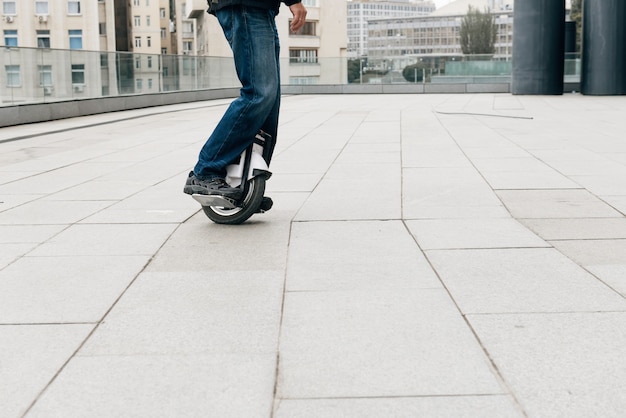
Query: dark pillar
581 0 626 95
512 0 565 95
564 21 576 53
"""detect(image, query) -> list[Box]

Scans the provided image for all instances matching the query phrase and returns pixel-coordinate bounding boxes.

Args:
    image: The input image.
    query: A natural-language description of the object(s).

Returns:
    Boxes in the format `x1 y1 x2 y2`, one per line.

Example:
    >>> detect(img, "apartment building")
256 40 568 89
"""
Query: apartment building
2 0 346 102
185 0 347 85
347 0 435 58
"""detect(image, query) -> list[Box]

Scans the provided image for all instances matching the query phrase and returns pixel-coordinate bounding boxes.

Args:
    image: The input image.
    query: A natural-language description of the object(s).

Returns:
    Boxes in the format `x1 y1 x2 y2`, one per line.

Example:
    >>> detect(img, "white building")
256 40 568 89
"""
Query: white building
347 0 435 57
366 0 514 72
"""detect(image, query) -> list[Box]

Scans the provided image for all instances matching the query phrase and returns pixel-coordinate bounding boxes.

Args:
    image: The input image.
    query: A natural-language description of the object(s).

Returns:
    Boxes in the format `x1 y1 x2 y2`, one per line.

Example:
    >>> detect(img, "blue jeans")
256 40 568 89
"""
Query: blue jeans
194 6 281 180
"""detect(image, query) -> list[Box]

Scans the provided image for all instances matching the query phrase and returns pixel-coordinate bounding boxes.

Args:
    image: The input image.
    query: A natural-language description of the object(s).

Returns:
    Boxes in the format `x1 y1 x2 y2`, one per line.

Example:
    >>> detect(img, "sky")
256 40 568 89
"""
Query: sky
434 0 454 7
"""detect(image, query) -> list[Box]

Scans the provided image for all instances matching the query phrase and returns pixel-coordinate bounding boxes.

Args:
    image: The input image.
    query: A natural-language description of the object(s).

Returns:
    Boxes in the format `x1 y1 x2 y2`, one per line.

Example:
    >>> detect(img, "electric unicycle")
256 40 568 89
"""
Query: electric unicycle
191 131 274 225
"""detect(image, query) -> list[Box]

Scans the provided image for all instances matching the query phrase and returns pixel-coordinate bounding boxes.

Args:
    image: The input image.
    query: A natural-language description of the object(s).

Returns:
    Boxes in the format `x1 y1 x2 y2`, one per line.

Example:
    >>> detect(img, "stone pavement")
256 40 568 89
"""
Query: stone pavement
1 93 626 418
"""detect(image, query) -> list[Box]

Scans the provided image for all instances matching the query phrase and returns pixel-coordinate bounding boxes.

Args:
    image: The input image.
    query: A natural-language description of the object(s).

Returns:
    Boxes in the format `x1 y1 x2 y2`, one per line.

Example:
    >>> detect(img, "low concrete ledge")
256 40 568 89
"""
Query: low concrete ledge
1 82 539 127
0 88 240 128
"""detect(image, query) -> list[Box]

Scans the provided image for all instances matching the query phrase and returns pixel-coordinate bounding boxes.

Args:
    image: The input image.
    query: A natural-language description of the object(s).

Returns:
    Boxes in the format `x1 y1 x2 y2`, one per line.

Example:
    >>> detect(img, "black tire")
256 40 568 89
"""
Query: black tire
202 176 266 225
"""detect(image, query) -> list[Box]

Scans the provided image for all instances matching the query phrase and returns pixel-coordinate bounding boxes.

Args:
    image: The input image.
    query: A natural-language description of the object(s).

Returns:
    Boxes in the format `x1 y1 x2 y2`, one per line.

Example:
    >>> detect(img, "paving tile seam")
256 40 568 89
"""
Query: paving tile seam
277 393 512 401
400 219 528 416
19 237 163 416
0 322 98 326
465 310 626 317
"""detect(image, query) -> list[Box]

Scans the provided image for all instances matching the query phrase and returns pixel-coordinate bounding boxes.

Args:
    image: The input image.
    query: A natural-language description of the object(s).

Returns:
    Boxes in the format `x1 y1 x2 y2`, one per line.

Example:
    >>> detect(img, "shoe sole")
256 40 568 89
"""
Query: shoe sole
184 184 242 200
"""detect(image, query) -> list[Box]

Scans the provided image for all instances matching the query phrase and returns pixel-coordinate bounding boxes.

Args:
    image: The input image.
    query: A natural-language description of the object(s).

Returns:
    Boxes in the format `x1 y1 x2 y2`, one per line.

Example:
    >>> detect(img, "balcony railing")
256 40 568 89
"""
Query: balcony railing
0 47 581 107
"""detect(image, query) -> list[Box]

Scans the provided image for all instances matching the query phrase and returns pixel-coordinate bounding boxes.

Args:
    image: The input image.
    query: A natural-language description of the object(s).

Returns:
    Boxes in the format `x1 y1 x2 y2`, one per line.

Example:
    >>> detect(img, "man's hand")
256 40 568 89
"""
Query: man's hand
289 2 307 33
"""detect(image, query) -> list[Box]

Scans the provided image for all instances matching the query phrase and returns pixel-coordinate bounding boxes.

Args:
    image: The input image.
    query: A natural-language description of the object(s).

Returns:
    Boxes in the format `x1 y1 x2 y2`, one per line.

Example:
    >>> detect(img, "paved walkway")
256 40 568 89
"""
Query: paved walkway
1 94 626 418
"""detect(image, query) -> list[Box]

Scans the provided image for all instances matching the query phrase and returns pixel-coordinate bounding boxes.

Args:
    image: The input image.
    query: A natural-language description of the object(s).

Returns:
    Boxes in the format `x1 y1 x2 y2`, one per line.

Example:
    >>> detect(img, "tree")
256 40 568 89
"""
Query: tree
402 62 428 83
459 6 497 55
569 0 582 52
347 59 362 83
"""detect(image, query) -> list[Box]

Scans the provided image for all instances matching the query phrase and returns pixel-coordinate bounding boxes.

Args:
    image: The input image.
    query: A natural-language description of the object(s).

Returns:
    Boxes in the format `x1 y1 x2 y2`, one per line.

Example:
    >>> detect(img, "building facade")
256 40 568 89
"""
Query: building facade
347 0 435 58
185 0 348 85
366 3 513 73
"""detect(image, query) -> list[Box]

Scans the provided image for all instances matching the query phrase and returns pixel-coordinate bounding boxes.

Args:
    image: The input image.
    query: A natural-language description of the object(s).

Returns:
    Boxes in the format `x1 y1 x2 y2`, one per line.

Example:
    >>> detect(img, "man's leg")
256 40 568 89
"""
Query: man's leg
193 6 280 180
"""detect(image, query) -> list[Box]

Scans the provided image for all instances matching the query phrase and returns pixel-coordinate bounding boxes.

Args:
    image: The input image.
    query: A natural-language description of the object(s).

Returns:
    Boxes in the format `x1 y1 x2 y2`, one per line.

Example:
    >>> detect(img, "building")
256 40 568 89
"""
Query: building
347 0 435 58
366 0 514 73
1 0 347 102
185 0 348 85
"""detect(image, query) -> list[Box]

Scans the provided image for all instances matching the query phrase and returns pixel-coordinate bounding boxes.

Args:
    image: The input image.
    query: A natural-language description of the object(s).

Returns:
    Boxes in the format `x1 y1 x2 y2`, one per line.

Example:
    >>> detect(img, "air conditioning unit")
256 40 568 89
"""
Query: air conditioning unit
37 14 48 23
73 85 84 93
43 86 53 96
4 16 14 23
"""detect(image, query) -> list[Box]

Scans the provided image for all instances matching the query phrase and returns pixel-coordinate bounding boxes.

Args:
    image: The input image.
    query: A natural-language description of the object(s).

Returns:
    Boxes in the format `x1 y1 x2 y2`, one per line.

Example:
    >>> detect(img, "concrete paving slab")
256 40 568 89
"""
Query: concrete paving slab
0 224 66 243
144 210 293 273
0 200 115 225
481 170 580 190
496 189 623 219
274 395 523 418
0 243 38 269
277 289 504 399
295 162 401 221
586 265 626 297
28 223 177 256
0 324 93 418
79 271 284 356
27 353 276 418
0 255 150 324
426 248 626 314
402 144 472 168
468 312 626 418
403 167 508 219
549 239 626 266
406 218 548 250
286 220 440 291
520 218 626 240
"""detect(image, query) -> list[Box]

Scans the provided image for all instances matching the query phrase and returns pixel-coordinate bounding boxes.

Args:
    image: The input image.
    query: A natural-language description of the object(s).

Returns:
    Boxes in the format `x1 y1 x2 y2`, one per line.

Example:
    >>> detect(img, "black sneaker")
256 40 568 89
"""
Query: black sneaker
183 172 243 199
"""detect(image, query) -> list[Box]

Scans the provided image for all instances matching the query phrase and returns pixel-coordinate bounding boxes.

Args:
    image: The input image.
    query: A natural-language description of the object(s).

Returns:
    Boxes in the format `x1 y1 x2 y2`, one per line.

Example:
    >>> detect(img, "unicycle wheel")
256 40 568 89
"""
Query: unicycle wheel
202 176 266 225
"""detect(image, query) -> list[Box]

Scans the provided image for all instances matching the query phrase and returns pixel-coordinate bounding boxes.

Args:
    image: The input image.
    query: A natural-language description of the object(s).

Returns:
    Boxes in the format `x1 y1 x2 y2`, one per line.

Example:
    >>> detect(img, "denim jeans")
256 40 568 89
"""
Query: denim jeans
194 6 281 180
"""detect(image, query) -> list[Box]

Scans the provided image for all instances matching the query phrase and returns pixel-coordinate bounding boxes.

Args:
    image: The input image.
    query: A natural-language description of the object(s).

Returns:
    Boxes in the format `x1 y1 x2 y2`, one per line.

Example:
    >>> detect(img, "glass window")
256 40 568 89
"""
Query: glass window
134 37 141 47
146 15 151 26
147 36 151 47
160 8 166 18
3 1 16 15
68 1 81 14
291 21 316 36
289 49 318 64
160 28 166 39
69 29 82 49
148 78 153 89
136 78 142 90
135 56 141 69
134 16 140 26
37 30 50 48
35 1 49 14
133 0 139 6
147 56 152 68
5 65 20 87
71 64 85 84
38 65 52 86
4 30 18 47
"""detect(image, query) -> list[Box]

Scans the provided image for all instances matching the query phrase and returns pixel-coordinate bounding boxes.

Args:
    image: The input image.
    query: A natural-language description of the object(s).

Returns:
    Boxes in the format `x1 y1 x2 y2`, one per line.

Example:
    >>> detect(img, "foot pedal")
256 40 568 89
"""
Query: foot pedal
257 196 273 213
192 194 237 209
